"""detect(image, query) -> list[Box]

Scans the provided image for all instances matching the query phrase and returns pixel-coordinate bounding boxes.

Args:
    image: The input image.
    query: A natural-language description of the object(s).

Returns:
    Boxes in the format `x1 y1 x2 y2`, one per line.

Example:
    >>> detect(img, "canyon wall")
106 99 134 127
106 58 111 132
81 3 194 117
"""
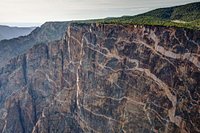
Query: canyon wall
0 23 199 133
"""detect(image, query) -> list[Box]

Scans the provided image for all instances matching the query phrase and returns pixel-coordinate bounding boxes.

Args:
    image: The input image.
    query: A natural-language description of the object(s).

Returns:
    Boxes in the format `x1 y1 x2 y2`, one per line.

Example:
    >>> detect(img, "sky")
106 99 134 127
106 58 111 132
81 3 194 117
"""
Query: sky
0 0 199 27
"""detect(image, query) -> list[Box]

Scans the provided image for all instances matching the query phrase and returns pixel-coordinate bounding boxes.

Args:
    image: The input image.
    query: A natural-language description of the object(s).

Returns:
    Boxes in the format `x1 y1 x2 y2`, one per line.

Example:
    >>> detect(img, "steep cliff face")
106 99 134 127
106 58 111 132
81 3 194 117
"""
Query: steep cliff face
0 23 199 133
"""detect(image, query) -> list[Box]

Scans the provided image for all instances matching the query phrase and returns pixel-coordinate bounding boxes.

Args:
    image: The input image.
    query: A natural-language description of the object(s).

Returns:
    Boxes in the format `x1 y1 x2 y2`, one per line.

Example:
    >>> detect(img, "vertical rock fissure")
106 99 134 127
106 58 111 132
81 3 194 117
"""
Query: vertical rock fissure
2 116 7 133
67 26 71 62
76 69 80 110
61 50 64 72
61 49 64 88
28 82 38 131
22 54 28 85
76 35 84 110
45 45 49 59
17 101 25 133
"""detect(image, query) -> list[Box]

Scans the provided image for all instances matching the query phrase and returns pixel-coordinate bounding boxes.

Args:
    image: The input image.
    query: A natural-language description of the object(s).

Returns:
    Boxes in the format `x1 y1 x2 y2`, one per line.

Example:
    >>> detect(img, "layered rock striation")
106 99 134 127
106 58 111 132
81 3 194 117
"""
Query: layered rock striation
0 23 199 133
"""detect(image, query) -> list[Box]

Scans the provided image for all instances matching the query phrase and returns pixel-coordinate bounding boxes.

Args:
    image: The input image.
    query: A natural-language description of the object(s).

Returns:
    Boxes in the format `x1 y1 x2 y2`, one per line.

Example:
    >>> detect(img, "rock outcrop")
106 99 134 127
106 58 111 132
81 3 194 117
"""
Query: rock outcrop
0 23 199 133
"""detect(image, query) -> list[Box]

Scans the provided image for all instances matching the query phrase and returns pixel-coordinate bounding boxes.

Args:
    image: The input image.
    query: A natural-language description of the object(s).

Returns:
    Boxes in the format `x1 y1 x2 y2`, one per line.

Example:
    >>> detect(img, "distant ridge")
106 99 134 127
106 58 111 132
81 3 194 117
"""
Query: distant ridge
0 25 35 41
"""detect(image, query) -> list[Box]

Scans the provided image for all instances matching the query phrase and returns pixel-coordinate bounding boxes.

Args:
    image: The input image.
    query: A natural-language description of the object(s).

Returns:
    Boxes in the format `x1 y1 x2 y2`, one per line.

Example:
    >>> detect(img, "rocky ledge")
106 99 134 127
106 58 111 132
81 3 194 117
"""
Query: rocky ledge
0 23 199 133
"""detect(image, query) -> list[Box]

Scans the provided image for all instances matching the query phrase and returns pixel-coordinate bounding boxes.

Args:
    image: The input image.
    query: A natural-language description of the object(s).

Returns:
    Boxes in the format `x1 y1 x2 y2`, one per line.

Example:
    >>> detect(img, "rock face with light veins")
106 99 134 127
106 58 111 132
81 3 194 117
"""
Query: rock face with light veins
0 23 199 133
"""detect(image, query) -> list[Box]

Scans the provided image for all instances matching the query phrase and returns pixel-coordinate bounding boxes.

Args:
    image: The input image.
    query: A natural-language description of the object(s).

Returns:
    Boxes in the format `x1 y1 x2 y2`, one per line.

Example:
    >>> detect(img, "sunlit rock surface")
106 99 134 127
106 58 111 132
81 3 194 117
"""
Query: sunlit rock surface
0 23 199 133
